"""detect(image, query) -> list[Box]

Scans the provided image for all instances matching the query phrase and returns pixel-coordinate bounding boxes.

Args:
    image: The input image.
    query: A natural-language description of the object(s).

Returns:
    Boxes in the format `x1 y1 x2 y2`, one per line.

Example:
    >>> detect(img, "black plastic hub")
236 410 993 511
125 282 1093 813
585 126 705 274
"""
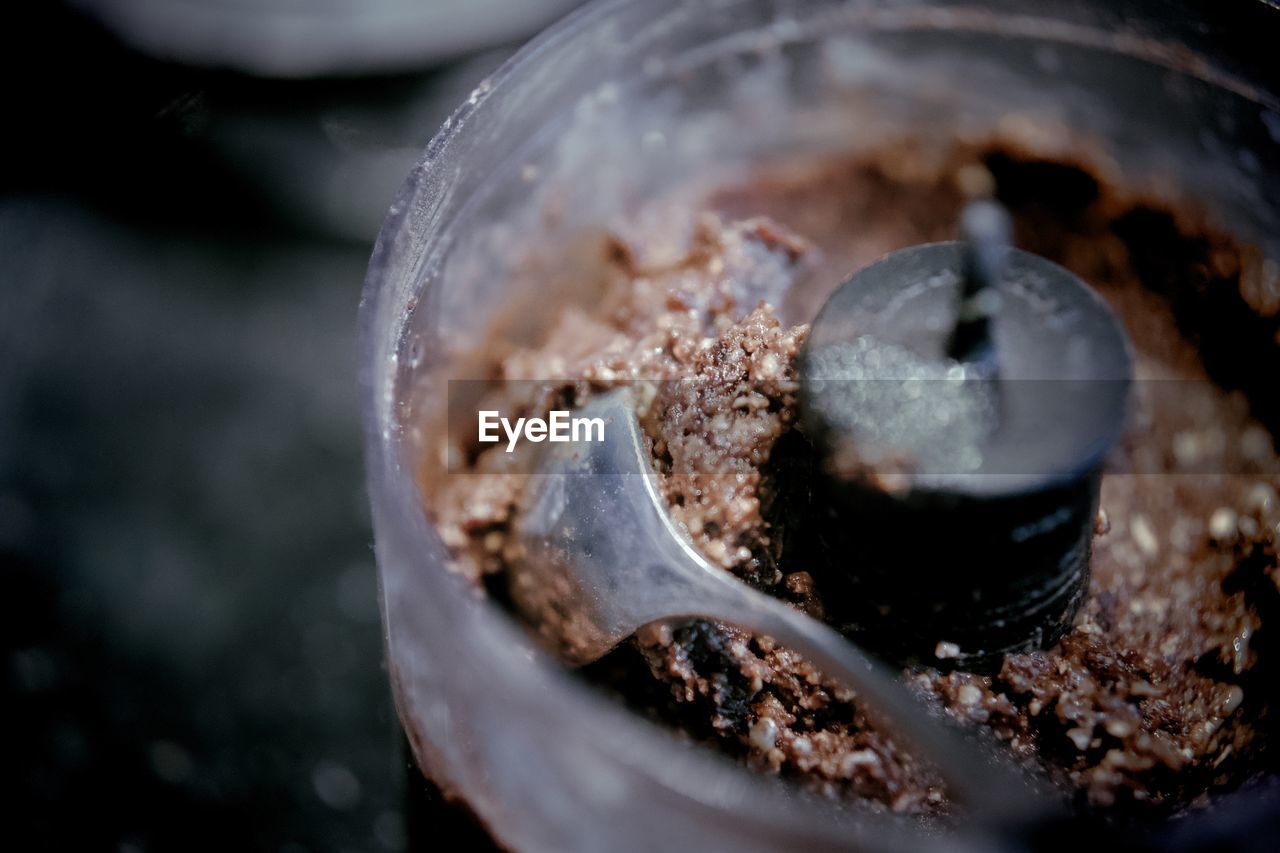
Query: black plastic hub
799 202 1131 668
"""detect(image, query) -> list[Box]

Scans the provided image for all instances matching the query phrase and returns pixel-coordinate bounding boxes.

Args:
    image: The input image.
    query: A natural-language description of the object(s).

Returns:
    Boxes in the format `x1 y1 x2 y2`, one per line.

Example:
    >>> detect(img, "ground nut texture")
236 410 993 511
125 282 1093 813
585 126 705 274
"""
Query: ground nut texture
424 144 1280 816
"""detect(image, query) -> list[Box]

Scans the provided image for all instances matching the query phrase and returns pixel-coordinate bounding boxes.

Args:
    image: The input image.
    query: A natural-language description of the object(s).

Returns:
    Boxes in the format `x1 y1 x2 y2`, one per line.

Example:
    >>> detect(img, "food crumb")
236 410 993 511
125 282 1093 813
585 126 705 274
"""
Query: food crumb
1209 507 1238 541
934 641 962 660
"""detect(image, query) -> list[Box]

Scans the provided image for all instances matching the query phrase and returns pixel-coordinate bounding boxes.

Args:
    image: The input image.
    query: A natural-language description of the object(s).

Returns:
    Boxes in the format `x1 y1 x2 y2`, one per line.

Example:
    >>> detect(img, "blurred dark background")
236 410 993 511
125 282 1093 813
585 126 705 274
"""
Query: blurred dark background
1 2 580 849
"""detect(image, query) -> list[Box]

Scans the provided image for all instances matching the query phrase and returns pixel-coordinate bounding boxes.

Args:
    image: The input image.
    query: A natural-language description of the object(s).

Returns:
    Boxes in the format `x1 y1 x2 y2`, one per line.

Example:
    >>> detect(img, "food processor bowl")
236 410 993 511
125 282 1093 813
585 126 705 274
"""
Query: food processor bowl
361 0 1279 848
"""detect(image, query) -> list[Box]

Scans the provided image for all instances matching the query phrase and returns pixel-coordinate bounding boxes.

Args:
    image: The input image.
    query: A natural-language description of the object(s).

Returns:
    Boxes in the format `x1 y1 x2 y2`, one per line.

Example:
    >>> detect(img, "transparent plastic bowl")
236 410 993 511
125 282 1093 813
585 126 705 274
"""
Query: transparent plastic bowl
361 1 1279 849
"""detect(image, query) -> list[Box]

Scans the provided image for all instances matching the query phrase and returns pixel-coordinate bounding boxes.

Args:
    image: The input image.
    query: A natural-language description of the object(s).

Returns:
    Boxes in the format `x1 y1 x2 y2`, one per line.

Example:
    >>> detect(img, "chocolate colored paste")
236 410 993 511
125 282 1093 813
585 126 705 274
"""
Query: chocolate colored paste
425 143 1280 816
